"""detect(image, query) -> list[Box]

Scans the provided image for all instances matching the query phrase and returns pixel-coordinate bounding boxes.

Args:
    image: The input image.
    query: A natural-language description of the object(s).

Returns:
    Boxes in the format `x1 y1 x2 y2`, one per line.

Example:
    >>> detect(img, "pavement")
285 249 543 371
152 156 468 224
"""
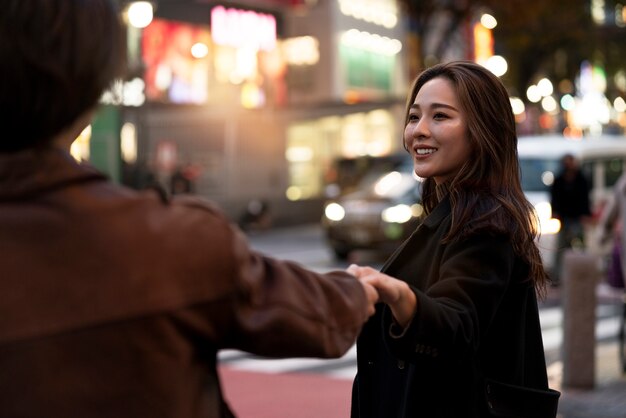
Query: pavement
545 285 626 418
227 225 626 417
220 348 626 418
220 367 354 418
218 286 626 418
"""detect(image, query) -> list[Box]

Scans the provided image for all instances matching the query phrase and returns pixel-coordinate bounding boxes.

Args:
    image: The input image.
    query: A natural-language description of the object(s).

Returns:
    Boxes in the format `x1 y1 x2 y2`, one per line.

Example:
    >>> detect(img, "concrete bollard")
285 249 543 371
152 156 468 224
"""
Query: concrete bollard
561 249 599 390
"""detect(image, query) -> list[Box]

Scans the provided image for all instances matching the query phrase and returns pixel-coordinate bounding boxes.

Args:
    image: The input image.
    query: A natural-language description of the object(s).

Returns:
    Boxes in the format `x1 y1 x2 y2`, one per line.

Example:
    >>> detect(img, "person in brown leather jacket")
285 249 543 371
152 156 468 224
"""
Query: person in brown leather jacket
0 1 378 417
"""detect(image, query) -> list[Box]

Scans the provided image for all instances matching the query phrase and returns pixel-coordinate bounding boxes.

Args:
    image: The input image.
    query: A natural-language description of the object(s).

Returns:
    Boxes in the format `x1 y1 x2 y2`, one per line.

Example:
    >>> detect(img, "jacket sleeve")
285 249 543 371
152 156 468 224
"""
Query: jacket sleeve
217 223 370 359
382 233 515 364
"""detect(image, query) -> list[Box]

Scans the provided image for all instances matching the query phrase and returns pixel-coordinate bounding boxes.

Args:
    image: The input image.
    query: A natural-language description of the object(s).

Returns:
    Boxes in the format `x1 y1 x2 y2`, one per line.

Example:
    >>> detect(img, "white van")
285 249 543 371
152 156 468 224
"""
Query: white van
517 134 626 274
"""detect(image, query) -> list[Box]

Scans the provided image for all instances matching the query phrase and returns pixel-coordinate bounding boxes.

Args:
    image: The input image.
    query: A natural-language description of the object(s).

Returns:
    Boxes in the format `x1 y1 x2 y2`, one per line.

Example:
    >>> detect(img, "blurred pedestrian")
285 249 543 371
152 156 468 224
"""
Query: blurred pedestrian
598 172 626 289
347 61 560 417
550 153 592 284
0 1 378 417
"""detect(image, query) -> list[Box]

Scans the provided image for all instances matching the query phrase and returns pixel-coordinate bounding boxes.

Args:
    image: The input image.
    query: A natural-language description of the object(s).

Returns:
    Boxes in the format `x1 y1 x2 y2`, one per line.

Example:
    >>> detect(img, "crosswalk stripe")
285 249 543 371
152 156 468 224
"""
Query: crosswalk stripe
218 306 621 379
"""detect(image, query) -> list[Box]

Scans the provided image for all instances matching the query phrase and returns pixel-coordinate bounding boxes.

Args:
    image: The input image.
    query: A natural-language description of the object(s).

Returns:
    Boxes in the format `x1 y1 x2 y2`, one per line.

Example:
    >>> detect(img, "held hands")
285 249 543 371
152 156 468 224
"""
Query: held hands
347 264 417 329
360 281 379 318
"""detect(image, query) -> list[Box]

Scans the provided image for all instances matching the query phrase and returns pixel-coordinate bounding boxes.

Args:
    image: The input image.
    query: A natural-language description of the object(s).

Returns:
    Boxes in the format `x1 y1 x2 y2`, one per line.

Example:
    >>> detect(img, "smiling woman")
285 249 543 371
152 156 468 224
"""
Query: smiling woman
404 77 472 184
348 61 560 418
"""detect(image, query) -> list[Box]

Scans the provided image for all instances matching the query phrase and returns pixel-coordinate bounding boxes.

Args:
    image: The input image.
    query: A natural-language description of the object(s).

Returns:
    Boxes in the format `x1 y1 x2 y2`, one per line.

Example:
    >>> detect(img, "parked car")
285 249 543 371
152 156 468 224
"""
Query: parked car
518 134 626 274
321 155 423 260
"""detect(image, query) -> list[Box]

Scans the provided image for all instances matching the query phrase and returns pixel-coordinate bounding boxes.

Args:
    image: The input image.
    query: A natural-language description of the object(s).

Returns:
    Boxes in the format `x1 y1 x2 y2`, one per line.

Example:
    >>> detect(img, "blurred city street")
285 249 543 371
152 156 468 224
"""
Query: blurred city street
4 0 626 416
216 223 626 418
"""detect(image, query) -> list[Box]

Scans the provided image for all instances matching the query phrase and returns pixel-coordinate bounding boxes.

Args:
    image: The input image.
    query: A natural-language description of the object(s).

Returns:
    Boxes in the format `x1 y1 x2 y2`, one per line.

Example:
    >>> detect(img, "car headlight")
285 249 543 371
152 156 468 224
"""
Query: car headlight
381 204 413 224
324 202 345 222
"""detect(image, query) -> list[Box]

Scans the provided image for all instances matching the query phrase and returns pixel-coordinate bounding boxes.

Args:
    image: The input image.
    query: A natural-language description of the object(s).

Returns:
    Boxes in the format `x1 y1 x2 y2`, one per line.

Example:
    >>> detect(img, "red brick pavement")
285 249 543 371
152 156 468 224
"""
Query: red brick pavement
219 366 353 418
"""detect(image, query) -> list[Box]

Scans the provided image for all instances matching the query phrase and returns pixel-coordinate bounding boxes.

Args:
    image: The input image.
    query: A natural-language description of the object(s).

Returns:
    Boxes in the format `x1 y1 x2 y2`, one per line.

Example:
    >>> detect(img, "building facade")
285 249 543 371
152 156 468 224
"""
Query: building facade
91 0 409 226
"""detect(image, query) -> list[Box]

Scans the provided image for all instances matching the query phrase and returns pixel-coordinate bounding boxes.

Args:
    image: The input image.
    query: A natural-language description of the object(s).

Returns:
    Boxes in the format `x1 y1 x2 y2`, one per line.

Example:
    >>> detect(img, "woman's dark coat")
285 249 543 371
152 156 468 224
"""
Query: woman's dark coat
352 196 558 417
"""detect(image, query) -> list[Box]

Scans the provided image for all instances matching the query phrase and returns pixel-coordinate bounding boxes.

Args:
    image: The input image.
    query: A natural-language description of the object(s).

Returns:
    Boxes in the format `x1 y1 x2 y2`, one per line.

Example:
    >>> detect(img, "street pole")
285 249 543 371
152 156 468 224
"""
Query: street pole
561 249 600 389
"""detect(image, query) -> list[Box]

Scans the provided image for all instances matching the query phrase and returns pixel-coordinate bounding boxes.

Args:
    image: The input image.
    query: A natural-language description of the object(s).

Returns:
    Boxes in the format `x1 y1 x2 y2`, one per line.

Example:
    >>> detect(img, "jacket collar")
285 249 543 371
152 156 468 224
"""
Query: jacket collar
423 190 451 229
0 147 106 201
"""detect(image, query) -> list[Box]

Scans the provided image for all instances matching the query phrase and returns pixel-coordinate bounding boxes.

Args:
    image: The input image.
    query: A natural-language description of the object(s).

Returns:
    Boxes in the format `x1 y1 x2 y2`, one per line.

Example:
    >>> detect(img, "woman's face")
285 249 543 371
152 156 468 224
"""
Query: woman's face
404 77 472 185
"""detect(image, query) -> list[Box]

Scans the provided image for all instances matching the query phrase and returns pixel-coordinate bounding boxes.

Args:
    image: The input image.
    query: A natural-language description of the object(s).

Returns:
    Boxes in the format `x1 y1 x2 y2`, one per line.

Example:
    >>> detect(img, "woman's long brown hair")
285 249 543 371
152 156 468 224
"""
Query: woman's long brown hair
403 61 549 297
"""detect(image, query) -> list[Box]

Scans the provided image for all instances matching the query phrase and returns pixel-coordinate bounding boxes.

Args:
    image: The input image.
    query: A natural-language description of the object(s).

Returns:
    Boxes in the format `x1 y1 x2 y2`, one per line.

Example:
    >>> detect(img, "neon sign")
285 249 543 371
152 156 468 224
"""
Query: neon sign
211 5 277 51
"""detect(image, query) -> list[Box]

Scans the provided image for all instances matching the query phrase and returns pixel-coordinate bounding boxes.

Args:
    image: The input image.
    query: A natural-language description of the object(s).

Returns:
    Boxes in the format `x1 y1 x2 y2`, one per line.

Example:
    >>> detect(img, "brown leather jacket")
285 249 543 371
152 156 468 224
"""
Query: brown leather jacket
0 148 369 418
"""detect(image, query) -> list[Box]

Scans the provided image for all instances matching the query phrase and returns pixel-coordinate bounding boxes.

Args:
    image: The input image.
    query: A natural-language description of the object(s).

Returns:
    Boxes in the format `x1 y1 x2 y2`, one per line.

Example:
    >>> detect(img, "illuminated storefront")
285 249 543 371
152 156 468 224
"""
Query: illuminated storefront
107 0 408 225
285 108 400 201
282 0 407 206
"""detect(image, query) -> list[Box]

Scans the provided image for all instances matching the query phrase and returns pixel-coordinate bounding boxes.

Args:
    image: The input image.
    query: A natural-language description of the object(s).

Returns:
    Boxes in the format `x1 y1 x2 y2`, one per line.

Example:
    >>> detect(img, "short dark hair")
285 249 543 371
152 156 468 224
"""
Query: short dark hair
0 0 125 152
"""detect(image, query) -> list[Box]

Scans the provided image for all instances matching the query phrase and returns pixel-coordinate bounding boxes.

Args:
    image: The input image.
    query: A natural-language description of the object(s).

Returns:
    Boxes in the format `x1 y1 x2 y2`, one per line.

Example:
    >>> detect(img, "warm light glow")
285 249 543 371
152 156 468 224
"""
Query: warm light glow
485 55 507 77
541 218 562 235
286 147 313 162
526 85 542 103
614 96 626 112
240 80 265 109
572 93 611 127
473 23 493 64
411 203 424 218
591 0 606 24
535 201 561 235
537 78 554 97
341 29 402 56
541 96 558 113
231 47 258 83
190 42 209 59
510 97 525 115
286 186 303 201
374 171 402 196
480 13 498 29
338 0 398 28
70 125 91 162
211 5 277 51
615 70 626 91
120 123 137 164
282 36 320 65
127 2 153 29
382 204 412 224
324 202 346 221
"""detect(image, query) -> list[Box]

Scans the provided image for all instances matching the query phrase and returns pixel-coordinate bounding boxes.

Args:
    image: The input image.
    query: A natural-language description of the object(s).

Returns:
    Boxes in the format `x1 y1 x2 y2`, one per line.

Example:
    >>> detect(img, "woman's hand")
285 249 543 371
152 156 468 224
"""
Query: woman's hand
347 264 417 328
360 281 379 318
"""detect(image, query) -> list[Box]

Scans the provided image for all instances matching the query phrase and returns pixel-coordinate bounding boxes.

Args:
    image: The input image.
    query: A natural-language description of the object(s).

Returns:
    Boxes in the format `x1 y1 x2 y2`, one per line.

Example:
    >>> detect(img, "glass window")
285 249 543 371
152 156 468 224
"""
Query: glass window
285 123 322 200
285 109 398 200
603 158 624 188
519 158 561 192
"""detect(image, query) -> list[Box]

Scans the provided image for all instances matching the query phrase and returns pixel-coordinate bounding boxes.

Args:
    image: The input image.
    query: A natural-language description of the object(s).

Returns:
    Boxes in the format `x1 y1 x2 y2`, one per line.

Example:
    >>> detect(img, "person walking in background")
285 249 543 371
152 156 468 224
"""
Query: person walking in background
550 153 592 285
347 61 560 417
598 172 626 290
0 1 378 417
